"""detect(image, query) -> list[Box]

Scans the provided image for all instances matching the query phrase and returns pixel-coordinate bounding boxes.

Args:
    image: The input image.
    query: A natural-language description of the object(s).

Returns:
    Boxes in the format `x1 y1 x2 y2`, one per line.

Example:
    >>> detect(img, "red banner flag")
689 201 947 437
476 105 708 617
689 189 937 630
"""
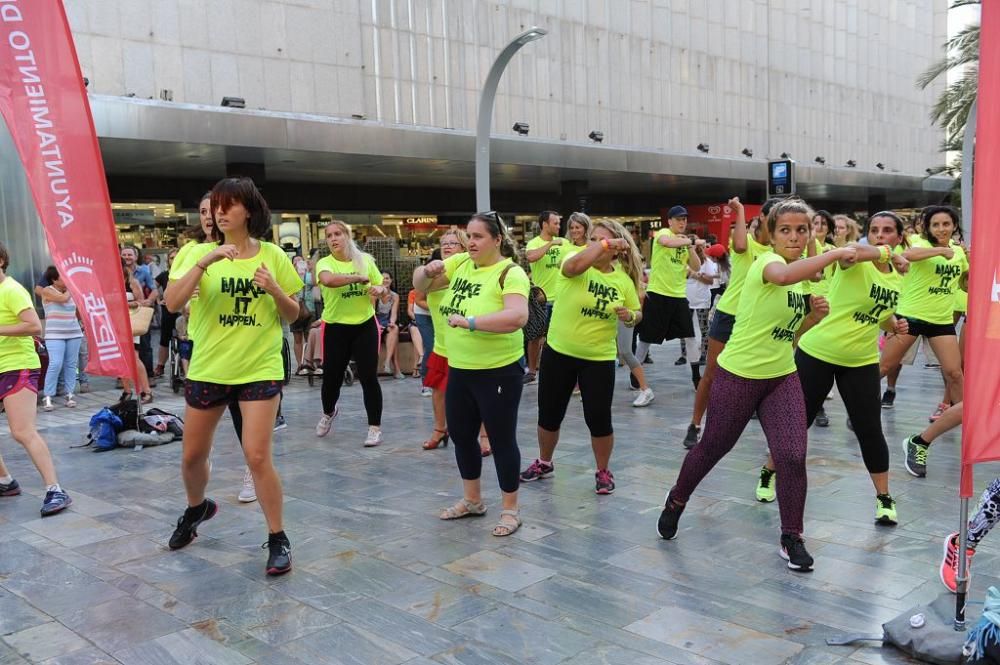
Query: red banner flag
0 0 135 379
960 0 1000 497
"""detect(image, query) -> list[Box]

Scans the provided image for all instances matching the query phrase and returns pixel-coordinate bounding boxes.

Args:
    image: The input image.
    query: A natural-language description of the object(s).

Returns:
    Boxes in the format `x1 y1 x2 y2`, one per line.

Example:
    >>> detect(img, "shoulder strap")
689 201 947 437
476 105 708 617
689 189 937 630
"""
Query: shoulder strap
498 263 514 290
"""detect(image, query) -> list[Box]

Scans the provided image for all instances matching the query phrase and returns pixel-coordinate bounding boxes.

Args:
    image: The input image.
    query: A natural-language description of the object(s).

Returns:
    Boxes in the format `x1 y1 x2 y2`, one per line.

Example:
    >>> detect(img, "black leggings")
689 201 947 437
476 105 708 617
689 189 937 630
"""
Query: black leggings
321 317 382 425
229 397 282 446
159 305 177 349
446 362 523 493
537 345 615 437
795 348 888 474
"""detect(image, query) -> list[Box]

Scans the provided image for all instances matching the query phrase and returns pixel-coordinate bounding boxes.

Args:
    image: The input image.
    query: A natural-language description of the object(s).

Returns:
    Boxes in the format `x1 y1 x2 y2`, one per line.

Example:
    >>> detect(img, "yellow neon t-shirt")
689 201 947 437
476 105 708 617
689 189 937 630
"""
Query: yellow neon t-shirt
0 278 40 373
526 237 568 301
717 253 807 379
316 254 384 325
798 261 903 367
647 229 689 298
427 252 468 358
170 242 304 384
896 238 969 324
955 283 968 313
715 235 770 315
440 255 530 370
805 240 837 297
548 265 640 362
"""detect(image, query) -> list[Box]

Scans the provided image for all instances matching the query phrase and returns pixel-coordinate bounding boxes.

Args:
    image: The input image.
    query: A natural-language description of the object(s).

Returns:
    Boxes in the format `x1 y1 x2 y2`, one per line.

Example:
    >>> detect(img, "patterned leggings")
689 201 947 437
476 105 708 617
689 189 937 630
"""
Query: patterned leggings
680 308 711 362
671 367 808 535
969 477 1000 548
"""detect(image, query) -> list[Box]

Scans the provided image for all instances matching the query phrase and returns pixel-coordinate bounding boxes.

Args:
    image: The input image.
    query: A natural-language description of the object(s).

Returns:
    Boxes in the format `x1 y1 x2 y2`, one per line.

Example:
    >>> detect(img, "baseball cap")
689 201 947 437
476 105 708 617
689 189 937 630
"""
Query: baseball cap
705 243 727 259
667 205 688 219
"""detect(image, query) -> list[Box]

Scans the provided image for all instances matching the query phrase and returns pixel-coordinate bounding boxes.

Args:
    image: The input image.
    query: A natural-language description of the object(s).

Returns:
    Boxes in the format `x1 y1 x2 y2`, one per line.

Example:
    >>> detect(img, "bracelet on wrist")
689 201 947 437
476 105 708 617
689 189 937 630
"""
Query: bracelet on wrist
467 316 476 332
600 239 611 252
195 262 207 271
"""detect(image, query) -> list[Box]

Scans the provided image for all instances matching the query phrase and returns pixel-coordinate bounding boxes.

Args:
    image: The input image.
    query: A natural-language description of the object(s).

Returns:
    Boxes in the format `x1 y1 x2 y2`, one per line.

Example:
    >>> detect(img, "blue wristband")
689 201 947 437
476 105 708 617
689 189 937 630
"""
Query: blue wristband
468 316 476 332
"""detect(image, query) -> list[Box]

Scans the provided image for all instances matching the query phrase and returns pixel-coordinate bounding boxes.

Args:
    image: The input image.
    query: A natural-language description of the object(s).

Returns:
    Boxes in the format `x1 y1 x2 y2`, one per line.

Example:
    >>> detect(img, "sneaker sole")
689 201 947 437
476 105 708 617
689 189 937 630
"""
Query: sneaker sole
363 441 382 447
169 500 218 550
756 494 776 503
266 563 292 576
40 496 72 517
595 486 615 495
881 403 894 410
901 438 926 478
519 472 554 482
941 533 965 593
875 515 897 526
238 495 258 503
0 488 21 497
778 546 813 572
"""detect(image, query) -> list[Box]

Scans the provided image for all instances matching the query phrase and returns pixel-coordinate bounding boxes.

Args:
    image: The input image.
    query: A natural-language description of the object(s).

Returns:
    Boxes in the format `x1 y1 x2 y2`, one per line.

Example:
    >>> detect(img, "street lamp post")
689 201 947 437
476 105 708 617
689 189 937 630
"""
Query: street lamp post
475 27 548 212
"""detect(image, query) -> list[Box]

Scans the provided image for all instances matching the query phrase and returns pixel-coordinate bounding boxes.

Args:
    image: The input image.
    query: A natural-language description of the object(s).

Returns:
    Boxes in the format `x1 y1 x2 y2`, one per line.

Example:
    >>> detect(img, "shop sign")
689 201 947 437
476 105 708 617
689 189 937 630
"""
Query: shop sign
113 209 156 224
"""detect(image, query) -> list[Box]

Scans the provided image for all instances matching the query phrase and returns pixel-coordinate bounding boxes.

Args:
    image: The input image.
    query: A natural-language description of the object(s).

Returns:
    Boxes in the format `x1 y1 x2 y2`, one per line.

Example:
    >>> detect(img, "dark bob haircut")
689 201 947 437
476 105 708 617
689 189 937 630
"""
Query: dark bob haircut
921 205 961 246
43 265 60 284
209 177 272 241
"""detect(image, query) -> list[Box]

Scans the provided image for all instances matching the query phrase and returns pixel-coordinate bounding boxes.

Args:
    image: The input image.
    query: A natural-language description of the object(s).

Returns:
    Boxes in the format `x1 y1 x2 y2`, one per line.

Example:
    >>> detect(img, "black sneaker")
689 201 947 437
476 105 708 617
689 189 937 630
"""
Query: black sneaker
881 389 896 409
779 534 814 572
0 477 21 496
40 488 72 516
643 354 653 365
674 356 687 366
814 408 829 428
682 424 700 449
595 469 615 495
656 492 685 540
263 532 292 576
169 499 218 550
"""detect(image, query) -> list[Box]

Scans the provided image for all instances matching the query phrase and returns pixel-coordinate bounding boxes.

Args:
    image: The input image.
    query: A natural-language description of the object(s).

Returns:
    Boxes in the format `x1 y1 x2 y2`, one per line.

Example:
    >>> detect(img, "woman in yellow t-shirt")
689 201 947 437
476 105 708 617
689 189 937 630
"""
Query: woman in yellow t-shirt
565 211 591 255
520 219 642 495
0 242 72 517
164 177 303 577
313 221 387 446
414 212 529 537
415 229 468 451
879 206 967 424
769 212 910 523
657 199 854 573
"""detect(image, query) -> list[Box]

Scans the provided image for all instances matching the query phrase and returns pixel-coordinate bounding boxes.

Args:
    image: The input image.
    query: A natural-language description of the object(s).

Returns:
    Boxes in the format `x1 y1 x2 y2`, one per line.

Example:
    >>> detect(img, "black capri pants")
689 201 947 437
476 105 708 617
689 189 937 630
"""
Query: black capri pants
321 317 382 426
537 345 615 438
795 348 888 474
446 361 523 493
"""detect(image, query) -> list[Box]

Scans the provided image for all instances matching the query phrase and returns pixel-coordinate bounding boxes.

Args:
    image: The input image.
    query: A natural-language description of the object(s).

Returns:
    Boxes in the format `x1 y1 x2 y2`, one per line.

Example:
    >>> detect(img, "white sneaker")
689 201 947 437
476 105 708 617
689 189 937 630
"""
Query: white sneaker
238 467 257 503
632 388 655 408
42 396 53 411
420 386 432 397
315 406 339 437
364 426 383 447
65 394 77 408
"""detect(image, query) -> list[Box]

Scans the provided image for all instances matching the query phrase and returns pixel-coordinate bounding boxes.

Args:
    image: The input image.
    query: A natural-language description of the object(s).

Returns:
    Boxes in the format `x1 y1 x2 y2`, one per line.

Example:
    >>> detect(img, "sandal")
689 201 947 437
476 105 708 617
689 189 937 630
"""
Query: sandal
422 429 449 450
492 509 521 537
439 498 487 520
140 391 153 405
313 367 323 376
296 366 311 376
479 435 492 458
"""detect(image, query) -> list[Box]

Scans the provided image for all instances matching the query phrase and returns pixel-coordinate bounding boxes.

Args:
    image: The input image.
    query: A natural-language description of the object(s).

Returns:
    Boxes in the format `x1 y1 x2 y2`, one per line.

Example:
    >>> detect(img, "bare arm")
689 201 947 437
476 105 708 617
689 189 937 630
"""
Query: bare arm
562 239 629 277
0 307 41 337
414 290 429 310
689 269 714 285
902 246 953 262
389 293 399 326
686 246 703 272
41 286 71 304
449 293 529 333
413 262 450 293
526 239 561 263
658 233 692 249
728 197 747 254
762 247 855 286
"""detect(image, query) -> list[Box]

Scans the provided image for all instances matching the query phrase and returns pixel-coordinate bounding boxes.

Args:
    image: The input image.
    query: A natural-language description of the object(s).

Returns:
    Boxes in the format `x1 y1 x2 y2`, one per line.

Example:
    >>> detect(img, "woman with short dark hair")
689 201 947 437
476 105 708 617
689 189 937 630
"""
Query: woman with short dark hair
38 266 83 411
165 177 303 576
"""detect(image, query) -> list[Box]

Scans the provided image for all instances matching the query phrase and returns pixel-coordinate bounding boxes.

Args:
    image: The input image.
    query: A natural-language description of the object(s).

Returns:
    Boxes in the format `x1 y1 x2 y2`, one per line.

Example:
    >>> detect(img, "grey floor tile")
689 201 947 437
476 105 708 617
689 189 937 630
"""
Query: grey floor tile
38 646 120 665
0 590 51 636
325 598 467 656
442 550 556 593
58 596 185 654
18 514 129 548
1 622 91 663
113 626 253 665
211 587 340 645
451 606 599 665
281 623 418 665
625 606 804 664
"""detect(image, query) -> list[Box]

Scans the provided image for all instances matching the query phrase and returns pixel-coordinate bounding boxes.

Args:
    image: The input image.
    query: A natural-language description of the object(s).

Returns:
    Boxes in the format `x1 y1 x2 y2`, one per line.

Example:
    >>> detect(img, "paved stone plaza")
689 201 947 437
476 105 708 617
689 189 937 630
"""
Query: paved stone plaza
0 350 989 664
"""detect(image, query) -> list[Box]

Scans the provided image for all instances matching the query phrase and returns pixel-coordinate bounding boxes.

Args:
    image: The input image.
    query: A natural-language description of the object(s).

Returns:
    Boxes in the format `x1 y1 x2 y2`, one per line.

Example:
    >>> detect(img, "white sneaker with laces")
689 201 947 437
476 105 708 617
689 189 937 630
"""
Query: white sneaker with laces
238 467 257 503
315 406 339 437
42 396 53 411
632 388 655 408
364 426 383 447
65 394 77 408
420 386 432 397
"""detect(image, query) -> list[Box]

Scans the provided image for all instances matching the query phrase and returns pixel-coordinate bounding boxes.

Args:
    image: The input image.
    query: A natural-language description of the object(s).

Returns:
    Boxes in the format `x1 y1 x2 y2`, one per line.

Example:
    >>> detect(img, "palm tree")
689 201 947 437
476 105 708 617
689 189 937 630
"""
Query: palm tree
917 0 980 196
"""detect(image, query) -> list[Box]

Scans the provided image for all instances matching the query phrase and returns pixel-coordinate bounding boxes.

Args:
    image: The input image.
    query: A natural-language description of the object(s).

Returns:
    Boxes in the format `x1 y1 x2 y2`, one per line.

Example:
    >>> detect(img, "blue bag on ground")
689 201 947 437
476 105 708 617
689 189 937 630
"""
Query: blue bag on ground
88 408 123 452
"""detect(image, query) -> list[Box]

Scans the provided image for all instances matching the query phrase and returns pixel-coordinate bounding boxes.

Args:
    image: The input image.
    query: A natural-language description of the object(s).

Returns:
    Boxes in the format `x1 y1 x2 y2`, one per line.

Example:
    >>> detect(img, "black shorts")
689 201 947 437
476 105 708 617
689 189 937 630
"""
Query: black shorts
637 292 695 344
899 316 956 338
708 310 736 344
290 315 313 334
537 345 615 437
184 379 282 409
178 340 193 360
